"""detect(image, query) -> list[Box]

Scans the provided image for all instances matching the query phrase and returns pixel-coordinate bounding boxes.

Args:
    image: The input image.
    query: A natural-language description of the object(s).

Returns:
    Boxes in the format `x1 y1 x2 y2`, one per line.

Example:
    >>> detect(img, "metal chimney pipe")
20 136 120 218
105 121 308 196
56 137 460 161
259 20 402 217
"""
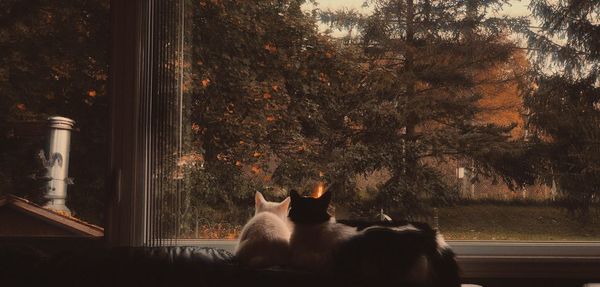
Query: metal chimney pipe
43 116 75 214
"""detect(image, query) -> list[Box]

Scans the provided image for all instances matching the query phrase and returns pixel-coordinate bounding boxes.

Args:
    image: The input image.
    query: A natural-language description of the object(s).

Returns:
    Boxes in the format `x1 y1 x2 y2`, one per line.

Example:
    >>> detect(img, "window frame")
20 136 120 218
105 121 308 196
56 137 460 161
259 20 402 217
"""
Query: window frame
108 0 600 280
171 239 600 279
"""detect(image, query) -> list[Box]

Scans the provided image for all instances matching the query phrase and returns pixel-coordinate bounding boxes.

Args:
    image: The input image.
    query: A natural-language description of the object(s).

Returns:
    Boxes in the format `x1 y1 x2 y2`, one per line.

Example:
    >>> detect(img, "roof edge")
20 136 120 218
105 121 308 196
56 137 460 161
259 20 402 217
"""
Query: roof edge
1 194 104 238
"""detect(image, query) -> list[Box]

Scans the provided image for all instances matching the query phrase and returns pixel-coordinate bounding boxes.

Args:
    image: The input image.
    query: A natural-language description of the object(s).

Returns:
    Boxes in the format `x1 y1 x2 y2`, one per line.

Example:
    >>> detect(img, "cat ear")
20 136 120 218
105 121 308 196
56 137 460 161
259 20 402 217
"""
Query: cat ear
319 190 332 206
279 197 291 212
290 189 301 200
255 192 266 208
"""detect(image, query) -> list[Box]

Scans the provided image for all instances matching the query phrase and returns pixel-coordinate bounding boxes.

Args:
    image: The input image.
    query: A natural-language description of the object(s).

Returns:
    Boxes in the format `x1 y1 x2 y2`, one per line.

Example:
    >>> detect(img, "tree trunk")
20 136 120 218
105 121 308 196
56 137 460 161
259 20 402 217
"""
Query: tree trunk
402 0 418 180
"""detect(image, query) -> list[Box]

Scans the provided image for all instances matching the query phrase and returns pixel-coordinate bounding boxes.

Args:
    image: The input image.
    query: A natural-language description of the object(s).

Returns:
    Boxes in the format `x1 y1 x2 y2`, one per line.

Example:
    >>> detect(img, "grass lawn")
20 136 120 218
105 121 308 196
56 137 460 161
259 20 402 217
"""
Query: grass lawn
438 204 600 241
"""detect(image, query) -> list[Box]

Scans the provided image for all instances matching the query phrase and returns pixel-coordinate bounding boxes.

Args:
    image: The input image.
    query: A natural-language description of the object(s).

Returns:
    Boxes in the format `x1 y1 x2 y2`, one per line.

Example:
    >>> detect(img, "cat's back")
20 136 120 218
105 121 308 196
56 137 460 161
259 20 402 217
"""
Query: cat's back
235 212 291 267
291 219 356 247
238 212 291 242
289 220 357 270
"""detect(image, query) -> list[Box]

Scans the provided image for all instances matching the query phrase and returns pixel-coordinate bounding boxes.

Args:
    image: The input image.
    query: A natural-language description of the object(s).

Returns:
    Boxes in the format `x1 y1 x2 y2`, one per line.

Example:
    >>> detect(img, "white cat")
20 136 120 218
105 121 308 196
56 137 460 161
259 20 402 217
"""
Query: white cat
235 192 292 267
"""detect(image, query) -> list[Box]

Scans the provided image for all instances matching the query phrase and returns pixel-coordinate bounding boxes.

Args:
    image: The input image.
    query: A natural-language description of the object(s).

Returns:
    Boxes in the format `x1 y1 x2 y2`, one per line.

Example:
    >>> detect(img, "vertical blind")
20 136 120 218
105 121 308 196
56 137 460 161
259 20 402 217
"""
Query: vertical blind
137 0 187 246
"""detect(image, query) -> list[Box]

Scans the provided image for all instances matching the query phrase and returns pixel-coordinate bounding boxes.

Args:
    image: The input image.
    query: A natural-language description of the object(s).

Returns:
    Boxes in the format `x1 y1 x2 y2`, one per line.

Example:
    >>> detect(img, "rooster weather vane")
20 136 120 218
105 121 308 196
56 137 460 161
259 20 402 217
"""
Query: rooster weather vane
31 150 74 186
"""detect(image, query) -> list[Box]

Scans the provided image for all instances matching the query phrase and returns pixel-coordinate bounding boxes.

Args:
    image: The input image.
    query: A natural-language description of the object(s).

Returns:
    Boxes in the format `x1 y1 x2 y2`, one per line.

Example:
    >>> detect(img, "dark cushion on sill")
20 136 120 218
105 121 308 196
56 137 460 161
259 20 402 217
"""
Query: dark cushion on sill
0 244 429 287
0 245 327 287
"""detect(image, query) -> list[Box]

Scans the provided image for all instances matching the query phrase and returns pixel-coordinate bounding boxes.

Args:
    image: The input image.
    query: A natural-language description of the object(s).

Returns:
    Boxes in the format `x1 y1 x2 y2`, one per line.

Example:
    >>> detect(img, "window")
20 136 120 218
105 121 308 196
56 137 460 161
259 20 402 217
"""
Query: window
3 0 600 280
117 0 598 280
0 0 109 227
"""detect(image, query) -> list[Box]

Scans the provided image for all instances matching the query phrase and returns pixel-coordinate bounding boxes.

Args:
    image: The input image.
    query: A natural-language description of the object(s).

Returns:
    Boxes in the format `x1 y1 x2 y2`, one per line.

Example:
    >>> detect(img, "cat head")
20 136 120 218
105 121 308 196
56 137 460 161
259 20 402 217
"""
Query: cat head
255 192 290 220
288 189 332 225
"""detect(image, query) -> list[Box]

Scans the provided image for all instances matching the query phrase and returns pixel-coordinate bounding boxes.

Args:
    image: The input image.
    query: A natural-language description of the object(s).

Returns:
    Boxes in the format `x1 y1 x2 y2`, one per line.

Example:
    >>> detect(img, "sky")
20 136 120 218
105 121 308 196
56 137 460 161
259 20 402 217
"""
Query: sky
306 0 533 37
312 0 531 17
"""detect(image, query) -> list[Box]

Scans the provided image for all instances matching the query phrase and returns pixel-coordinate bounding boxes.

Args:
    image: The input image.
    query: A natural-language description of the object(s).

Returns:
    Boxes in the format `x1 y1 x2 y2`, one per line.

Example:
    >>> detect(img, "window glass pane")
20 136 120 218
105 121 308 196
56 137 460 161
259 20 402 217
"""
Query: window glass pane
0 1 109 227
168 0 600 241
5 0 596 243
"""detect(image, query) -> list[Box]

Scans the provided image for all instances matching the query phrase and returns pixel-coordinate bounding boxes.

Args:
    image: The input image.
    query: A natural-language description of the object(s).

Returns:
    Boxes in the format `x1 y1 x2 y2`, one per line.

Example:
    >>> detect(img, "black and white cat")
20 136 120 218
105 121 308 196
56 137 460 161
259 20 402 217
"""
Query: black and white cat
288 189 460 287
288 189 358 270
334 223 460 287
235 192 292 267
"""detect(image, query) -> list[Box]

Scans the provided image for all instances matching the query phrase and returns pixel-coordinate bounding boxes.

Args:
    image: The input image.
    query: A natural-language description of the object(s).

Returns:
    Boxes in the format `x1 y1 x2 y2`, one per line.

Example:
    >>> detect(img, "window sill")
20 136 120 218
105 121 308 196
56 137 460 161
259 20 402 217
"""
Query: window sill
451 241 600 278
174 239 600 279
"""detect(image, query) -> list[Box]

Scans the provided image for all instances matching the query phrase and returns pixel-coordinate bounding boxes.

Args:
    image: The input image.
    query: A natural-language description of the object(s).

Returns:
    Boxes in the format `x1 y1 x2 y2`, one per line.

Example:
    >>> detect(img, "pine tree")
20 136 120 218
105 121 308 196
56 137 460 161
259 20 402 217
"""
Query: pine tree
320 0 536 216
525 0 600 217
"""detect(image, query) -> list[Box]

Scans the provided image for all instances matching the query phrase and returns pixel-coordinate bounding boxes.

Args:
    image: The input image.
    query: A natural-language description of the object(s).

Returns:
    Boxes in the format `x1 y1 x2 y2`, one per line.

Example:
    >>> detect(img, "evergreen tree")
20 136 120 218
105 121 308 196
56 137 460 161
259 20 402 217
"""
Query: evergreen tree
320 0 536 216
525 0 599 217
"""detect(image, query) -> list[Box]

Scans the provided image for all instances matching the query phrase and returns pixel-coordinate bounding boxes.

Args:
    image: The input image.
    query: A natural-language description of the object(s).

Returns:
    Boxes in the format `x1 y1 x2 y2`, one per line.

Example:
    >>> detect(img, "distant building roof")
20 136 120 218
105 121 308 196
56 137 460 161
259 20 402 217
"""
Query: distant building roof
0 194 104 238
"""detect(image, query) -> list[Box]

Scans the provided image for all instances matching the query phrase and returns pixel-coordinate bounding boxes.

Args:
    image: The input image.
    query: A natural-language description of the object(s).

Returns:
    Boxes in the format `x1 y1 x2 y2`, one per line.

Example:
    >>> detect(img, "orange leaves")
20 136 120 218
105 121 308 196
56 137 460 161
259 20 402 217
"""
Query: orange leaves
251 165 261 174
473 50 529 139
191 123 201 133
253 151 262 158
311 182 325 198
224 231 239 240
172 152 205 179
264 43 277 54
262 84 282 100
195 224 241 240
296 145 306 153
318 72 329 83
199 0 222 8
262 175 271 182
87 89 97 97
176 152 204 167
201 78 211 88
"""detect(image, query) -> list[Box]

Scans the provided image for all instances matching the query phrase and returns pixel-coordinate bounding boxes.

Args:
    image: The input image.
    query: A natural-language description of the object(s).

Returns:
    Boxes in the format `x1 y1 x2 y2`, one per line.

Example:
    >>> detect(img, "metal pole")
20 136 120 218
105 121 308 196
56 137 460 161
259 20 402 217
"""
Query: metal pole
43 116 75 214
